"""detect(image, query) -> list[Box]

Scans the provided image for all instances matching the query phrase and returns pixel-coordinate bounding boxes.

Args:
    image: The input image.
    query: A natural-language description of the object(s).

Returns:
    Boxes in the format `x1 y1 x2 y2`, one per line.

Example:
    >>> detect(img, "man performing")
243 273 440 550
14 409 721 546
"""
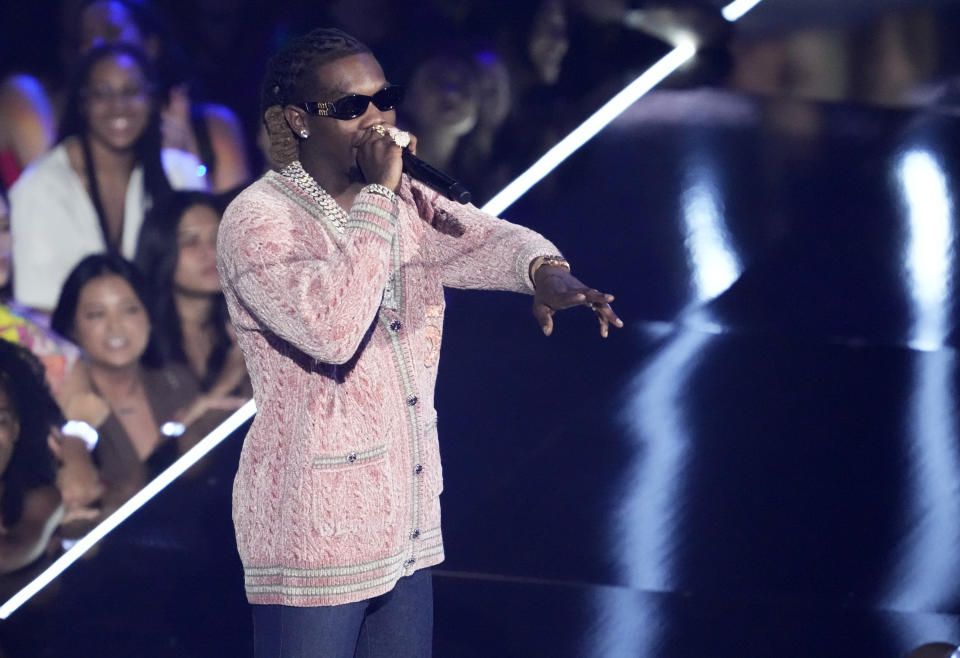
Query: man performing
217 27 622 658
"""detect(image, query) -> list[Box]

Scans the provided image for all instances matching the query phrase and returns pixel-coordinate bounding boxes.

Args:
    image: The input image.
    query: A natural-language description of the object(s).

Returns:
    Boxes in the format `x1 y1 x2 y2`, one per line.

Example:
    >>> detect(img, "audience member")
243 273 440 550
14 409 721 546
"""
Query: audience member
0 0 251 194
136 191 249 422
453 0 572 191
401 53 480 173
50 253 211 533
78 0 252 192
0 75 57 190
0 341 64 575
0 188 105 518
0 188 85 399
9 43 206 313
454 49 514 203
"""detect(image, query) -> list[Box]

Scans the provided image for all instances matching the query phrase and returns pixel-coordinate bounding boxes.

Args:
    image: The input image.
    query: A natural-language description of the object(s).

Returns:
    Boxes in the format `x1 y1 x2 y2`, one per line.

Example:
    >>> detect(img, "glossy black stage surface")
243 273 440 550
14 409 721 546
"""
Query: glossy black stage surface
4 90 960 657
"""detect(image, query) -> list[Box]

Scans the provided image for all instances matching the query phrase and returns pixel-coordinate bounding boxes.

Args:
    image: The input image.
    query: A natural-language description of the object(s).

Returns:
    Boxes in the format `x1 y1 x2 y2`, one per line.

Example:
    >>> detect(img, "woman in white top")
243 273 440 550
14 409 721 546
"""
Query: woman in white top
10 43 206 313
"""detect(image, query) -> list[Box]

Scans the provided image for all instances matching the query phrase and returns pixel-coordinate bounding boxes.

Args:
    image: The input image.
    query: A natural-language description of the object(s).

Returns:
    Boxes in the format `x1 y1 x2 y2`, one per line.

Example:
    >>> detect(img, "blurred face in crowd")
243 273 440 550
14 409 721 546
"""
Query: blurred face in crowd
78 1 146 54
406 56 479 136
474 52 512 129
83 53 152 153
174 204 222 296
0 385 20 476
73 274 150 370
296 52 396 182
0 195 10 289
529 0 569 84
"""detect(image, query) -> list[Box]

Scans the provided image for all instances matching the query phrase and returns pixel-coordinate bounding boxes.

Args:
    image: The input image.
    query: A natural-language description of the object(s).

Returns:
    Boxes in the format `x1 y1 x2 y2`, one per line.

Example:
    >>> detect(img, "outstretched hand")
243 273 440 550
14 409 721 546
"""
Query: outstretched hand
532 265 623 338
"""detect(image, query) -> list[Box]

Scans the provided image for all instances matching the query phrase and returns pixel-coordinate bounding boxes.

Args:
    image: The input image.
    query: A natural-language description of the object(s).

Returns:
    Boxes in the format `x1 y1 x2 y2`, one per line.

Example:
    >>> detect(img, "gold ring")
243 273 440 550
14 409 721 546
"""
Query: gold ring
371 124 387 137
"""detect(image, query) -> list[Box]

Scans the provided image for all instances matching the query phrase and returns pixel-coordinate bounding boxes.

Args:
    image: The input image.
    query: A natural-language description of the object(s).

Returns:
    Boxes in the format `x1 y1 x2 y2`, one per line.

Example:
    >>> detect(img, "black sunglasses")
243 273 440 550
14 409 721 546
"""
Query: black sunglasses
300 85 405 120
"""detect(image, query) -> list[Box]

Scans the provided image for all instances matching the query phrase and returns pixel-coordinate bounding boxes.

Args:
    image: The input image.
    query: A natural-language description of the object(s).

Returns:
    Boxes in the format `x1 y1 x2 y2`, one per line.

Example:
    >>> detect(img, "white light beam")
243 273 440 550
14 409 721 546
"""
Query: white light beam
481 43 697 217
722 0 764 22
0 400 257 619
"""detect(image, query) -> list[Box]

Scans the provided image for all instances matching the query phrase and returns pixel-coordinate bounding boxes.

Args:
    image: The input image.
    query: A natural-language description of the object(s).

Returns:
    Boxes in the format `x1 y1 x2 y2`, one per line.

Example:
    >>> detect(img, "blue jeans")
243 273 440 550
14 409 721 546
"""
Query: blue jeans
252 569 433 658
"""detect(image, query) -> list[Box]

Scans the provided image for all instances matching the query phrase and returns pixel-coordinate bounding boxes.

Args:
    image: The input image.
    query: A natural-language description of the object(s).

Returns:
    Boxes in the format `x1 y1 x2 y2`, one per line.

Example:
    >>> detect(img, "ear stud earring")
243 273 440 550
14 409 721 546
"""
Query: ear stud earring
300 130 309 138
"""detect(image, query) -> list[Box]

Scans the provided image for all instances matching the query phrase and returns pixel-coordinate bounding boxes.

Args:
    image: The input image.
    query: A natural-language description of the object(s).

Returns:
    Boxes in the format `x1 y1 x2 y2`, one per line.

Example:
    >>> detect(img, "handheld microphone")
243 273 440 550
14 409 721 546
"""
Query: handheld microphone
401 150 472 205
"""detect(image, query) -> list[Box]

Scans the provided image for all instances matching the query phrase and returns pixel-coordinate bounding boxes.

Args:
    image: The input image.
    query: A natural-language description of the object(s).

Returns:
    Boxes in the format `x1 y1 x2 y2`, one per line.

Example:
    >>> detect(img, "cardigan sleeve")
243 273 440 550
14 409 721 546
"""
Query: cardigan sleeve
407 180 562 294
218 184 399 365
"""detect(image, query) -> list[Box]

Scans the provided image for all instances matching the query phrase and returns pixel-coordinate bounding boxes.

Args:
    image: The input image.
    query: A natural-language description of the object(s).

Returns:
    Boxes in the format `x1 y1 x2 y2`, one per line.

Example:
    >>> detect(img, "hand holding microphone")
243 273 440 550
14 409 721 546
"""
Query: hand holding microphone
364 124 472 204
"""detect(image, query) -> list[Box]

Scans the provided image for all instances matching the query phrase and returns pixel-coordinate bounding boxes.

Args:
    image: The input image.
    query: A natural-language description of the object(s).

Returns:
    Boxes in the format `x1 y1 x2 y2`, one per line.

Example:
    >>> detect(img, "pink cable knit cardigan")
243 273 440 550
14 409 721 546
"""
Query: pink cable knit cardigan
217 171 559 606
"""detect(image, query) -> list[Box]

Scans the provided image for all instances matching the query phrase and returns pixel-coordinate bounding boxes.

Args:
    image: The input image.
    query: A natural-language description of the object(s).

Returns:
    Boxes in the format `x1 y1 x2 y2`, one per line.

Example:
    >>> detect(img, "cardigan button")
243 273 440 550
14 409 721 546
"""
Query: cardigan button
347 452 358 463
414 463 423 475
407 396 419 406
390 320 402 332
411 528 420 539
404 558 416 567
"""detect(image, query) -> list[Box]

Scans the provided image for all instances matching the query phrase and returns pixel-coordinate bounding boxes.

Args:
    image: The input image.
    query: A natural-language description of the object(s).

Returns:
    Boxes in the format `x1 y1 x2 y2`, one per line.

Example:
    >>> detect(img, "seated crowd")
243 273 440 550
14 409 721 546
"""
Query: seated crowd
0 0 659 579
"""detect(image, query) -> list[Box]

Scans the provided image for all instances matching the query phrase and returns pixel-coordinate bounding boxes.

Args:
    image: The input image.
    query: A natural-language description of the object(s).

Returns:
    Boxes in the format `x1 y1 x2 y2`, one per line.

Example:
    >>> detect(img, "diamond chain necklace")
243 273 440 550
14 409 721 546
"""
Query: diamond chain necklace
279 160 348 232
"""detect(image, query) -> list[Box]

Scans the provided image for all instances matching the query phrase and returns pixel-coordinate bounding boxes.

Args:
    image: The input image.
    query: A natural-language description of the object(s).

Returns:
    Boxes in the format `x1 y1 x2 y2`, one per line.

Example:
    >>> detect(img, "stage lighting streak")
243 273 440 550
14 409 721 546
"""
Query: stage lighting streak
881 149 960 613
882 350 960 612
722 0 764 22
0 399 257 620
616 331 709 591
481 43 696 218
897 149 955 351
585 587 663 658
601 330 711 656
482 0 765 218
681 162 742 301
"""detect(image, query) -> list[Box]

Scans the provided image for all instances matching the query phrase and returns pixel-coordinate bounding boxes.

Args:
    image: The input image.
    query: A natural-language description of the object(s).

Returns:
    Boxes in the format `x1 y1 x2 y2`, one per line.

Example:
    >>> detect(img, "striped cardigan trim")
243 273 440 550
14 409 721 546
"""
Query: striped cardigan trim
349 192 398 235
244 528 443 598
245 547 445 598
344 218 394 244
244 527 441 579
312 444 387 468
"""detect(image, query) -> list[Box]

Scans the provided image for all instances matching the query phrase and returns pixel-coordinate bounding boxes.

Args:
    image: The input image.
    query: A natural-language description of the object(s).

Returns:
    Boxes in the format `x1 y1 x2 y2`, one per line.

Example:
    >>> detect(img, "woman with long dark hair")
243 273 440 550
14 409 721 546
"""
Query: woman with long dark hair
0 0 251 193
51 253 208 530
136 191 248 421
0 341 63 574
9 42 206 312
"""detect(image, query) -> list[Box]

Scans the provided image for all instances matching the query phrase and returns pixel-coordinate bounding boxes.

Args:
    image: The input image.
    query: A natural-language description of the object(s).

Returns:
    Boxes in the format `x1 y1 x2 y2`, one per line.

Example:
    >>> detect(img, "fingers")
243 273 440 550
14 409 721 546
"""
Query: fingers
47 432 63 459
532 302 555 336
356 124 404 190
534 296 623 337
598 313 610 338
538 288 609 313
534 278 624 337
591 300 623 335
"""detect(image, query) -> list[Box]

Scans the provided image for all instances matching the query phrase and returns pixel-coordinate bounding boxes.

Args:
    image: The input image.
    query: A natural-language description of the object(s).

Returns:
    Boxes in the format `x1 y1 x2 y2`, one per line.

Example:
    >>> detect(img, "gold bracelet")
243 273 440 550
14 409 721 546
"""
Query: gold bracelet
530 255 570 287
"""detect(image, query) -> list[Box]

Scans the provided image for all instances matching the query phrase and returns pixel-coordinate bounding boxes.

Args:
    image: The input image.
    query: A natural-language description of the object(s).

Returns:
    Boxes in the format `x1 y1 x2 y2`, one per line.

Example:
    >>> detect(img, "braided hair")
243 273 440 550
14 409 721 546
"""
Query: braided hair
260 28 371 169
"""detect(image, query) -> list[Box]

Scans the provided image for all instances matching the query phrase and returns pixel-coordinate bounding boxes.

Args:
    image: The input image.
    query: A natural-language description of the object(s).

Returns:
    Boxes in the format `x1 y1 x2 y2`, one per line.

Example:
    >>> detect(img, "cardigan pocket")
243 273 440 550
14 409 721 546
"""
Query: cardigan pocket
310 445 394 538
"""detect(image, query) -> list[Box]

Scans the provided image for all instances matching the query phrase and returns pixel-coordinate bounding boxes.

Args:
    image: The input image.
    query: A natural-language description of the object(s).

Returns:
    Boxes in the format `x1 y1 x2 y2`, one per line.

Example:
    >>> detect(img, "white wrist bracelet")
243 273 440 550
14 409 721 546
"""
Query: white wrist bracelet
61 421 99 451
161 421 186 437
